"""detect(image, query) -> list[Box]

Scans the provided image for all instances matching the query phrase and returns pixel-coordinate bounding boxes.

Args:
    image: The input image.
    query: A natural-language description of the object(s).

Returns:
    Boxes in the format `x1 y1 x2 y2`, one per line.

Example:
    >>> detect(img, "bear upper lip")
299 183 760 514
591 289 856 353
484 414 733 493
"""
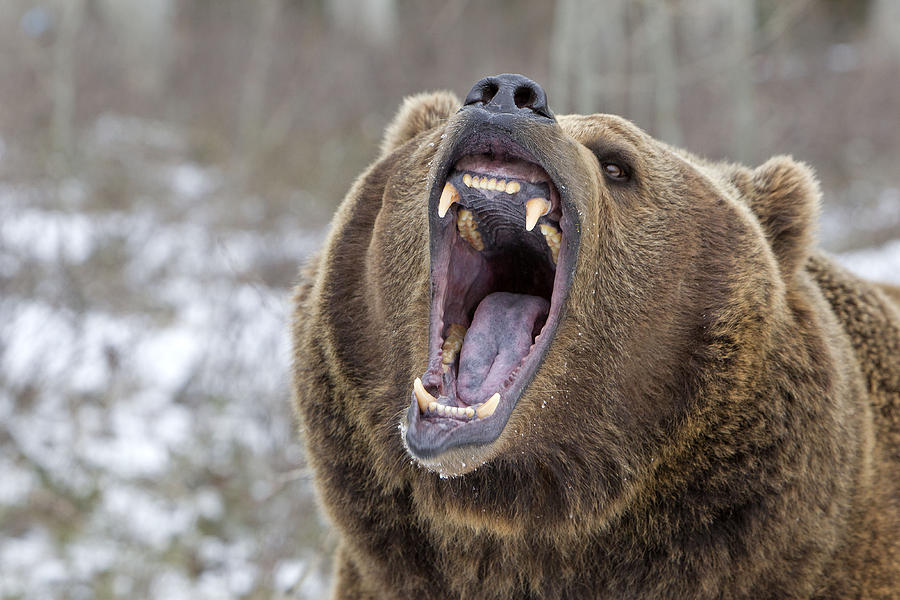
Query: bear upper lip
403 118 579 462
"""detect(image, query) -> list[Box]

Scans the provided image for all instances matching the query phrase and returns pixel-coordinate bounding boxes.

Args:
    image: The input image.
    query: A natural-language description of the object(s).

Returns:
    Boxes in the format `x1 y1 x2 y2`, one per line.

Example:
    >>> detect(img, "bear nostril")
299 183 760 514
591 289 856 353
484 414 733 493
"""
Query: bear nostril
481 81 499 105
466 80 499 107
514 85 537 110
463 74 554 121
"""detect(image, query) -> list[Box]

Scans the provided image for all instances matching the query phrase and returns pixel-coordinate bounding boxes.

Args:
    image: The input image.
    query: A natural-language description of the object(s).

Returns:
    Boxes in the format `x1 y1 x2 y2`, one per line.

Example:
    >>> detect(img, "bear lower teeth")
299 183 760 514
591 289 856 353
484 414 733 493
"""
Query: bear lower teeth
412 378 500 420
441 324 467 372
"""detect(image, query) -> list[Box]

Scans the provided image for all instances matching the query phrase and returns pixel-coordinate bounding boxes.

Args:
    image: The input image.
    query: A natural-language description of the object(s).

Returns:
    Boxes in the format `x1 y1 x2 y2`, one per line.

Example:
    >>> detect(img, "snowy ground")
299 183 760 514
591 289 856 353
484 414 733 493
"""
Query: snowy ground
0 114 898 599
0 116 331 599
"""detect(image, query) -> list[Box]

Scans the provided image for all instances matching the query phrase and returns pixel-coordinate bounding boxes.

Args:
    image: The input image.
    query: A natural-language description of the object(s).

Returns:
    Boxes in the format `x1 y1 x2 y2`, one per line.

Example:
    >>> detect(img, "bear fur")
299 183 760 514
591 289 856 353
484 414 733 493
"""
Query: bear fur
291 87 900 599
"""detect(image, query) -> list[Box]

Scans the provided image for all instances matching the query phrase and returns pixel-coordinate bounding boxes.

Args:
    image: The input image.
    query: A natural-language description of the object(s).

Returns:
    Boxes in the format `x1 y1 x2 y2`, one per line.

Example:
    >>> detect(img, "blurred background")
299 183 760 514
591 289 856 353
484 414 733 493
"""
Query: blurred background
1 0 899 598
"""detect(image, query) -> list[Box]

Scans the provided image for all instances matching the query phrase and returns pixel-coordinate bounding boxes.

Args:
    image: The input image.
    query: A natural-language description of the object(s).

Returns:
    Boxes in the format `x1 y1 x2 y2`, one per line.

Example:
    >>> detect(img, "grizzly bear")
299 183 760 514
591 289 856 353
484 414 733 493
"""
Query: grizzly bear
291 74 900 599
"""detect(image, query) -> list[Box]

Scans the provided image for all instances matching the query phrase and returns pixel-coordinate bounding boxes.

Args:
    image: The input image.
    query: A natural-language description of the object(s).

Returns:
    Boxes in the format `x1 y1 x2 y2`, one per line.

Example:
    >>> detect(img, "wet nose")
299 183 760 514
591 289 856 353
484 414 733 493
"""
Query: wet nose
463 74 554 121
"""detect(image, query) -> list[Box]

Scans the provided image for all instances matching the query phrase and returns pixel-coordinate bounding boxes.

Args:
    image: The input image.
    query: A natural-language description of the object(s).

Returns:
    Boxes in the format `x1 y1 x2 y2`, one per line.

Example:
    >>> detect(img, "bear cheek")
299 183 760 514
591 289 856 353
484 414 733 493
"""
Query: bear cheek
365 190 431 350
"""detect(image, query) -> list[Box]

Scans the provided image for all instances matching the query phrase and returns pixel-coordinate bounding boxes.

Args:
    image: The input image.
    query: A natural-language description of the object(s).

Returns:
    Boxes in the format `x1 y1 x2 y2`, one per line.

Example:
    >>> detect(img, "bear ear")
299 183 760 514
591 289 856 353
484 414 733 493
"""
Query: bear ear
738 156 821 276
380 91 460 156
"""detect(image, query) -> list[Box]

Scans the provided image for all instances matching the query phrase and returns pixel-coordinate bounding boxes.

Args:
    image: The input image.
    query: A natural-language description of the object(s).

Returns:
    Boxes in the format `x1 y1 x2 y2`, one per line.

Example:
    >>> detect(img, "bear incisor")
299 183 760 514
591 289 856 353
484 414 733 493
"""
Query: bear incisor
291 74 900 599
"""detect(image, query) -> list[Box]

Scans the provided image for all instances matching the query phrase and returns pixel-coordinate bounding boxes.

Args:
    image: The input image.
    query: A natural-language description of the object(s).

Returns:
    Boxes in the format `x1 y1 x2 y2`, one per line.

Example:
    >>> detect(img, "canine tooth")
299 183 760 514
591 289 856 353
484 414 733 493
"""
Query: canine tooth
476 393 501 419
438 183 460 218
506 181 520 194
414 378 436 414
465 407 475 419
539 223 561 264
463 173 472 187
457 209 485 251
524 197 551 231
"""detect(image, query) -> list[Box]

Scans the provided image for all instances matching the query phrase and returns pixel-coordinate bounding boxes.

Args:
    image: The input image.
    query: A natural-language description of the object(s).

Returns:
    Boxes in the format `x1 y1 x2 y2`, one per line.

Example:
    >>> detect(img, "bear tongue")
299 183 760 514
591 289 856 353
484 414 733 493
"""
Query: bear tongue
456 292 550 403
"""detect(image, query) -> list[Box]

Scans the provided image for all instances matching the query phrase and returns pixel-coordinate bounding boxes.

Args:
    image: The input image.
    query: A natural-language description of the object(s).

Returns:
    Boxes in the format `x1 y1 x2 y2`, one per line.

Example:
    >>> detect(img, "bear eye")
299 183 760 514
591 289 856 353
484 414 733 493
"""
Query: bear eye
602 162 628 181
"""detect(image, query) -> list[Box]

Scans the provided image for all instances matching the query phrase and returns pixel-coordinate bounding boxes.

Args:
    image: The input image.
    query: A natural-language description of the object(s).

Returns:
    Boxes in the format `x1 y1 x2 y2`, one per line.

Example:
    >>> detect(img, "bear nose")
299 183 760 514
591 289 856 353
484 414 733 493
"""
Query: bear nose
463 74 554 121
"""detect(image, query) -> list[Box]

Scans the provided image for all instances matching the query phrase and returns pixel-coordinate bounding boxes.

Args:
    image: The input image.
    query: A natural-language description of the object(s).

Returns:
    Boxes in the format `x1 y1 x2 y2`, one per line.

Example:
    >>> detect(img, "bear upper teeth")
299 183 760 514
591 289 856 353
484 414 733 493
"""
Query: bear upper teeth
525 197 551 231
457 208 485 251
463 172 520 194
438 183 460 218
539 223 560 264
445 172 559 262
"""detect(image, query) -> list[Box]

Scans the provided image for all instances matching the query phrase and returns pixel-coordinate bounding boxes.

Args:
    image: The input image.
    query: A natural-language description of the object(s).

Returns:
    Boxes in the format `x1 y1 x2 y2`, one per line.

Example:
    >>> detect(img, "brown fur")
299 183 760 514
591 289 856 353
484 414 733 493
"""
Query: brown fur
291 91 900 599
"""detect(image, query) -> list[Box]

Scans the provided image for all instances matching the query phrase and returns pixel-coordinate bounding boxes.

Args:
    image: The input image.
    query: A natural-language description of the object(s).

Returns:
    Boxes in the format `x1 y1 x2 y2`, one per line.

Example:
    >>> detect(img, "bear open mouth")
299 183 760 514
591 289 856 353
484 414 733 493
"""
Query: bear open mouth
404 129 575 460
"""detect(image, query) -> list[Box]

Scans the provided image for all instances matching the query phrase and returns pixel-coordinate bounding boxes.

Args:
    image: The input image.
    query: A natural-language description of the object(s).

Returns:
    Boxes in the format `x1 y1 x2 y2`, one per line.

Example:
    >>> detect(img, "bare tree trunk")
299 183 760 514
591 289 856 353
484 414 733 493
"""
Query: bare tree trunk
95 0 175 99
549 0 577 113
729 0 756 162
586 0 627 115
327 0 397 46
233 0 283 187
869 0 900 62
50 0 85 174
646 0 681 145
550 0 627 115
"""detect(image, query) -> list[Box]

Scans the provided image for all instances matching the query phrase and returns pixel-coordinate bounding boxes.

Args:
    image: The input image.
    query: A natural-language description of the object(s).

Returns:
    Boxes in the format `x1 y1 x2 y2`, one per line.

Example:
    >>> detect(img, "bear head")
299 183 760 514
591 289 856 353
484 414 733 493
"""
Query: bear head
295 75 848 546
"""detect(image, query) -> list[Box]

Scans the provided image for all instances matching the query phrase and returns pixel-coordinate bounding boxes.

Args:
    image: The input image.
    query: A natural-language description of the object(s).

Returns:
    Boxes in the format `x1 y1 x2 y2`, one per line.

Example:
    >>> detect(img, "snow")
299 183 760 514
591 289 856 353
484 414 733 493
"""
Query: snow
0 115 328 598
169 163 218 200
0 456 37 505
837 239 900 284
274 559 307 591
